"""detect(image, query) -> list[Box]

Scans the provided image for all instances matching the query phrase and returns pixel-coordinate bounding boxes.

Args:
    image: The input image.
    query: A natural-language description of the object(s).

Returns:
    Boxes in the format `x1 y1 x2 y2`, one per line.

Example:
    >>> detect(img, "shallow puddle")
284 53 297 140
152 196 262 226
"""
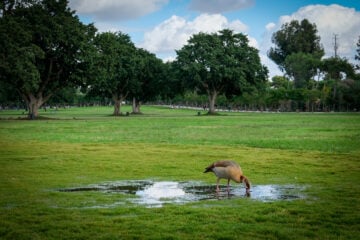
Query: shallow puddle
59 180 306 208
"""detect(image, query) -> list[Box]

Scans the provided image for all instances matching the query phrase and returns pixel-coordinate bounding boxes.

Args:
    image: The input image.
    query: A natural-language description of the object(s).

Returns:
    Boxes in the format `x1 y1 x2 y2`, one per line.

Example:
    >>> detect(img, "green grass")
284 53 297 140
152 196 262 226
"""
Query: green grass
0 106 359 239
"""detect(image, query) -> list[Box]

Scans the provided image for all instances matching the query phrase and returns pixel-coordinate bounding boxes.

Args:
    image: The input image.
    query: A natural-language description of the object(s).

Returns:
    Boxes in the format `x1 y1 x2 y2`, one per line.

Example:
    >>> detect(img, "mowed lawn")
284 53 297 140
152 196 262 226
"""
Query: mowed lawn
0 106 359 239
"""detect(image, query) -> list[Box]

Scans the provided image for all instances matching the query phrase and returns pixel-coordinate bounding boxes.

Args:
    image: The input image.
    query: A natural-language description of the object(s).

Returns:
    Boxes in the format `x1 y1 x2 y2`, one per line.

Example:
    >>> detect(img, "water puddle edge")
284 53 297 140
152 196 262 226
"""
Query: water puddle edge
58 180 307 208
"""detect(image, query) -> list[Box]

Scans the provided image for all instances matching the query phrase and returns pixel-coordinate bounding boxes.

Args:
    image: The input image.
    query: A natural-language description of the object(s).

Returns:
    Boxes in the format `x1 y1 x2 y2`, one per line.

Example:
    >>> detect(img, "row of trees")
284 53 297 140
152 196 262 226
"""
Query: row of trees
268 19 360 111
1 0 359 118
88 32 166 115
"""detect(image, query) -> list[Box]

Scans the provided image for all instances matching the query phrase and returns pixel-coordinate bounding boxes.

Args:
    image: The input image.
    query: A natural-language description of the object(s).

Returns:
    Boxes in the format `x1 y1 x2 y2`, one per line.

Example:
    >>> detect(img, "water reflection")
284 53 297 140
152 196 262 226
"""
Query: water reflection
59 180 306 208
134 182 186 207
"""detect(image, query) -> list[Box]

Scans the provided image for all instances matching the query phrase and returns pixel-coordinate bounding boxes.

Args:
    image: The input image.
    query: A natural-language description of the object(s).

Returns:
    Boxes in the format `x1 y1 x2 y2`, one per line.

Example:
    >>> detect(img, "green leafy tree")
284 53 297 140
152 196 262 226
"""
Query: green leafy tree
284 52 321 88
322 57 354 80
268 19 324 74
271 76 292 90
0 0 96 118
268 76 293 111
321 57 355 111
268 19 324 110
47 86 77 106
91 31 136 116
129 48 164 114
340 78 360 111
176 29 268 114
160 61 185 103
0 81 23 108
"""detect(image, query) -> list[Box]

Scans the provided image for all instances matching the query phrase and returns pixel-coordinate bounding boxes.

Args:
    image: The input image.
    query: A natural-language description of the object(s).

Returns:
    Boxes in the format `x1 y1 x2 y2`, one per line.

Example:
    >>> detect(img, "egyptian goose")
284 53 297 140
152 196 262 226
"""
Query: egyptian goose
204 160 250 193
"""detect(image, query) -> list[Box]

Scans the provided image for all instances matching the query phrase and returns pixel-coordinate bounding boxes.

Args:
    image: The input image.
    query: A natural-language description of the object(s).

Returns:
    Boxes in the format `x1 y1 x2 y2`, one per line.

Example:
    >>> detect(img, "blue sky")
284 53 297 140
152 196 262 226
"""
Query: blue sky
69 0 360 77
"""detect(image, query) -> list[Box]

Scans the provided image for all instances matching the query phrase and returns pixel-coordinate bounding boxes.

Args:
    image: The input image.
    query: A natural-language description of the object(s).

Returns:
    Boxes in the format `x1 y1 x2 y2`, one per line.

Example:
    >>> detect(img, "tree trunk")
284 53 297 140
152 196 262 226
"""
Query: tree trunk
22 93 46 119
132 97 141 114
113 97 122 116
305 99 310 112
208 90 217 115
113 99 121 116
112 94 124 116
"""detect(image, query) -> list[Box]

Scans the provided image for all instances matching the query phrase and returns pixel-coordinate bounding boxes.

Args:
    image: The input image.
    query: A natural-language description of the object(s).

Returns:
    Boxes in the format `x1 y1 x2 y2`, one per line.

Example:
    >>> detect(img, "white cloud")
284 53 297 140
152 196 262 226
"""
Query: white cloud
260 53 282 78
228 19 249 34
261 4 360 78
246 36 258 49
92 21 123 33
281 4 360 58
265 22 276 32
140 14 250 54
69 0 168 21
189 0 254 13
162 55 176 63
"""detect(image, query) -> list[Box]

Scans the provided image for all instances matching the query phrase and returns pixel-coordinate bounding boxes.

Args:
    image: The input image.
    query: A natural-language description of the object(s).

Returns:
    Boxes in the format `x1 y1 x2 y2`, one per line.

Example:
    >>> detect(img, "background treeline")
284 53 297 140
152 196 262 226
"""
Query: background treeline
1 0 359 117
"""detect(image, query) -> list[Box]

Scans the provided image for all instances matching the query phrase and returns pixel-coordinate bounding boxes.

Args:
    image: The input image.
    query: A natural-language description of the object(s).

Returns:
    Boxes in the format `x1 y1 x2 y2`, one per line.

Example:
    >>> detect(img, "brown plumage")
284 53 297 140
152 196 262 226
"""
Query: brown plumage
204 160 250 193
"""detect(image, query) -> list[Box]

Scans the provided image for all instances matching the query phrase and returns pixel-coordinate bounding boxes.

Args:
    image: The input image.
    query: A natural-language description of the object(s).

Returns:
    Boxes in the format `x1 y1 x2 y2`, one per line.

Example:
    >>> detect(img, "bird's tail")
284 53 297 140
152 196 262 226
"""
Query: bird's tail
241 175 250 190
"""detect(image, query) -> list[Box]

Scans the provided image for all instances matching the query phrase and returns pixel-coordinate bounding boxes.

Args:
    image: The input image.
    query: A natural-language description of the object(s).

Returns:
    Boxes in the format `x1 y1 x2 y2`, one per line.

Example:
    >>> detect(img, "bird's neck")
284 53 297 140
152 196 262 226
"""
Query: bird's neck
240 176 250 189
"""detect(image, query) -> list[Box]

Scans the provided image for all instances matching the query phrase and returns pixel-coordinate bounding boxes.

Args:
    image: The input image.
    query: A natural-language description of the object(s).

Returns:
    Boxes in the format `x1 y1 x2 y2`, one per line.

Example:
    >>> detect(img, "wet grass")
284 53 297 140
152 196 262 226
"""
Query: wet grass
0 106 359 239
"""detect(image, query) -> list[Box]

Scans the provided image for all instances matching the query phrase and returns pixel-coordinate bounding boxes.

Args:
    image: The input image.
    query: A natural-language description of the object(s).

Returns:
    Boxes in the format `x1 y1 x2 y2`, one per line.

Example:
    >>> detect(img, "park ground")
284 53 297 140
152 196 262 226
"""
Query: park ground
0 106 359 239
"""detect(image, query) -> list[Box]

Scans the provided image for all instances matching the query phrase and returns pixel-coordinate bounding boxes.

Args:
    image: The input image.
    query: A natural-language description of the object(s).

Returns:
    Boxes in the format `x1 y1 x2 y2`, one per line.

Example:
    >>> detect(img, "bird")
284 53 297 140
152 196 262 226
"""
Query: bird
204 160 250 193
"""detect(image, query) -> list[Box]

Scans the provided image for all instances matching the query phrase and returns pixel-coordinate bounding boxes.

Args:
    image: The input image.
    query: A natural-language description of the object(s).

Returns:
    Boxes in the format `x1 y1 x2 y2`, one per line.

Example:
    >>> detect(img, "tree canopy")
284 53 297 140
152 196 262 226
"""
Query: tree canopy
0 0 96 118
129 48 165 114
284 52 321 88
176 29 268 114
90 31 136 116
268 19 324 73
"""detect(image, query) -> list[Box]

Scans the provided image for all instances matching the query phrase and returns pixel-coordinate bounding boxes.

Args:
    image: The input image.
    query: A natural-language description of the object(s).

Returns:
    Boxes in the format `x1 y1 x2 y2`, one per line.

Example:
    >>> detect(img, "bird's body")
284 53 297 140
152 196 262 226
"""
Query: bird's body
204 160 250 193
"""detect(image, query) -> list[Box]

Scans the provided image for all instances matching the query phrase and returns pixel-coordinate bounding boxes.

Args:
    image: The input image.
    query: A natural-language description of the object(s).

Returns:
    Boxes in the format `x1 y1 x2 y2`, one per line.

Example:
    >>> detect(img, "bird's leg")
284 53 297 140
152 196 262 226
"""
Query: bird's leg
216 178 220 192
227 179 231 193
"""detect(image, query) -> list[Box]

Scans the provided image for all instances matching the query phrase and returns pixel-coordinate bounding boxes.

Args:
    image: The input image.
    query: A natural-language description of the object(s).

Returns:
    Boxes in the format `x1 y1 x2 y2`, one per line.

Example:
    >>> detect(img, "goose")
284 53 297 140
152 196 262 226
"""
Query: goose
204 160 250 193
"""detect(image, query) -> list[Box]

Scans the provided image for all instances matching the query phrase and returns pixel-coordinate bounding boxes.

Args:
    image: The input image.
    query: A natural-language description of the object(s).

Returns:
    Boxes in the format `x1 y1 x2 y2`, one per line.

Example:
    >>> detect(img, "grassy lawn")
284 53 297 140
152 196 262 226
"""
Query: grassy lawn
0 106 359 239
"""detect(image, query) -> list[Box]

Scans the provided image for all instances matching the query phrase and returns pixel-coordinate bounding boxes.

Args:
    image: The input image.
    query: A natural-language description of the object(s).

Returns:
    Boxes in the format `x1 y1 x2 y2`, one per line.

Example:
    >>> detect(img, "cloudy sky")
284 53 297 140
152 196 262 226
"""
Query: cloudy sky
68 0 360 78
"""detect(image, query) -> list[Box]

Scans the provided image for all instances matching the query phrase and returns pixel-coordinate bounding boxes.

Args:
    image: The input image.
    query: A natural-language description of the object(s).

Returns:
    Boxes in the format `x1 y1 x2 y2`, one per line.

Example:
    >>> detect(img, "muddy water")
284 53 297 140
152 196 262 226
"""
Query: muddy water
59 180 306 208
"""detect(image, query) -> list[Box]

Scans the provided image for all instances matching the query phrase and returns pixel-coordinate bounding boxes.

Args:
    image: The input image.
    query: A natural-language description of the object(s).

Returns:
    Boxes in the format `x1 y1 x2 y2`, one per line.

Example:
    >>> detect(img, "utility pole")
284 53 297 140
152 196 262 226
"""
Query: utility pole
332 34 340 111
333 34 339 58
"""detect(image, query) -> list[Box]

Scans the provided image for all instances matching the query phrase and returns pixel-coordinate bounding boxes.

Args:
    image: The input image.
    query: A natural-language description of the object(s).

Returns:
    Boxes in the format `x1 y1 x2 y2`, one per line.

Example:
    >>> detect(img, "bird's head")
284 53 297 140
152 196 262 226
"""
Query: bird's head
240 175 250 190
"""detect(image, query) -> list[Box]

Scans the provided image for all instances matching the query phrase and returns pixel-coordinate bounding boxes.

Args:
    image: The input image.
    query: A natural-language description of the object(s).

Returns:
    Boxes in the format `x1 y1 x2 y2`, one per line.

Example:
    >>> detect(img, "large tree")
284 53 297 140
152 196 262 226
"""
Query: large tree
0 0 96 118
321 57 355 111
176 29 268 114
129 48 164 114
268 19 324 75
268 19 324 88
91 31 136 116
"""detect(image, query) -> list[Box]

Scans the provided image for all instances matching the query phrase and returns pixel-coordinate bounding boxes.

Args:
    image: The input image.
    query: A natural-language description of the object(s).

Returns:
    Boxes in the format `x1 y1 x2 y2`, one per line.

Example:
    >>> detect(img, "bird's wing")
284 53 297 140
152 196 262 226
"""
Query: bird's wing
214 160 239 168
204 160 240 173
